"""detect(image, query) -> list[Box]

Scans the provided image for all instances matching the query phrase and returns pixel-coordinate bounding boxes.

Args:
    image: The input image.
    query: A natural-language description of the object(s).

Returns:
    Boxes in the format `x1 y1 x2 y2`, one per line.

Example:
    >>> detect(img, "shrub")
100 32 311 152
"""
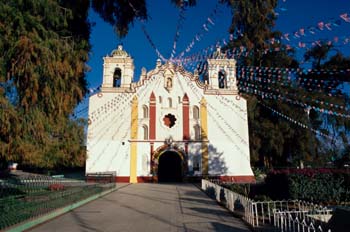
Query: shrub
228 184 251 197
224 182 268 200
265 168 350 204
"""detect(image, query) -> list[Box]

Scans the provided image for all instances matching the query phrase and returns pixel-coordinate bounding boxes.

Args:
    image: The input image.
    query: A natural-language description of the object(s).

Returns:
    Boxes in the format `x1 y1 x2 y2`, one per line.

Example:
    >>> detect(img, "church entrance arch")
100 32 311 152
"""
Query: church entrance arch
152 145 187 183
158 151 182 182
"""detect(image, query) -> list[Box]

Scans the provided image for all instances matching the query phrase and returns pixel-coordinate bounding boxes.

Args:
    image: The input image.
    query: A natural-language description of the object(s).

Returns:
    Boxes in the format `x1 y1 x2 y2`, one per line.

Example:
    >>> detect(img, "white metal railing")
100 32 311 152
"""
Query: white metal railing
274 210 332 232
201 179 251 219
201 179 333 229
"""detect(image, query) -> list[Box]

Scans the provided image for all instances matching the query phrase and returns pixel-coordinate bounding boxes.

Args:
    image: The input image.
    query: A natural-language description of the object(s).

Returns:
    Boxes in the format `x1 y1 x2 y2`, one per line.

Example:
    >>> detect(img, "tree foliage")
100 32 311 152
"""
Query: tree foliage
222 0 280 65
300 45 350 165
91 0 148 38
0 0 90 169
220 1 349 168
216 1 311 167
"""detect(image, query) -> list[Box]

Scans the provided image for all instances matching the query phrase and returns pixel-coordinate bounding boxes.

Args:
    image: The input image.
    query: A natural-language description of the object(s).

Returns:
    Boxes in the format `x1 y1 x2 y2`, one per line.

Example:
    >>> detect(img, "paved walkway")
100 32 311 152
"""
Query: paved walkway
28 183 251 232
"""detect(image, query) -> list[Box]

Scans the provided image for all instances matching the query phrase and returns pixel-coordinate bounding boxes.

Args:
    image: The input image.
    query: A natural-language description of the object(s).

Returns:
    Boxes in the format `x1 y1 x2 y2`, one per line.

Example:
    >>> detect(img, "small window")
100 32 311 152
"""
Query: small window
178 96 181 103
159 96 162 103
168 97 172 108
194 125 201 140
193 106 199 119
142 105 148 118
143 125 148 140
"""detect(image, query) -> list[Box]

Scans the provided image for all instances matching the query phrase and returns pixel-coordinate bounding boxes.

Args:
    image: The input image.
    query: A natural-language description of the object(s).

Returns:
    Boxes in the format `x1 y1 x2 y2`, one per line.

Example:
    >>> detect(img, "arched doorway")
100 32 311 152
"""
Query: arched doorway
158 151 183 182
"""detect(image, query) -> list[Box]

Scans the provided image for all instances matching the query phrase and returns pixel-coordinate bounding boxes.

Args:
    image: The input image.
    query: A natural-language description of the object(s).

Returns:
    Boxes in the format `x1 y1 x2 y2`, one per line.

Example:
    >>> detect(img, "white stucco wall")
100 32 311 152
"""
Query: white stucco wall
86 92 133 176
206 95 252 176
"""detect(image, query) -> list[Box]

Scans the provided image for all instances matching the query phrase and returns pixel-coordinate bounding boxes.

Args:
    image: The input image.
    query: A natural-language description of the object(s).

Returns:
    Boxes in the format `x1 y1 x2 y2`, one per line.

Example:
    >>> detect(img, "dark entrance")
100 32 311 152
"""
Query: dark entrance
158 151 182 182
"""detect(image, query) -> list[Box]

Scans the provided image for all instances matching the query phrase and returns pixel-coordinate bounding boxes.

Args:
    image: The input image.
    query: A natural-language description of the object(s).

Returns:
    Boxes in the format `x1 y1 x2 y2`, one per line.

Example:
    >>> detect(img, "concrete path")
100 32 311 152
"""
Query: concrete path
28 183 251 232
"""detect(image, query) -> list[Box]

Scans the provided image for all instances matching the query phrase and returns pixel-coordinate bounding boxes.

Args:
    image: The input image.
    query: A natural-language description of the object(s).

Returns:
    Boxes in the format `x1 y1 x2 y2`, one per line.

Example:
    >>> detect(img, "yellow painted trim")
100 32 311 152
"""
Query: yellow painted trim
200 97 209 175
130 96 138 183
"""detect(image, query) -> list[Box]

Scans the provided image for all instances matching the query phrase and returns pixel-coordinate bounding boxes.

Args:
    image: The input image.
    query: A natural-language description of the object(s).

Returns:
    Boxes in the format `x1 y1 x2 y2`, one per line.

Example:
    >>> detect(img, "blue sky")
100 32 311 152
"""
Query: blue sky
87 0 231 89
85 0 350 91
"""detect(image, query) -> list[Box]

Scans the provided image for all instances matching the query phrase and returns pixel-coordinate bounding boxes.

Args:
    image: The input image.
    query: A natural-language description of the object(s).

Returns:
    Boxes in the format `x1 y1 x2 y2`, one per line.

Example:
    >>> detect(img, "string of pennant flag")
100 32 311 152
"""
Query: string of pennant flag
179 32 350 69
238 85 350 118
277 13 350 43
238 80 349 113
127 0 350 67
236 66 349 96
128 1 167 62
258 101 335 140
170 3 187 59
175 2 223 60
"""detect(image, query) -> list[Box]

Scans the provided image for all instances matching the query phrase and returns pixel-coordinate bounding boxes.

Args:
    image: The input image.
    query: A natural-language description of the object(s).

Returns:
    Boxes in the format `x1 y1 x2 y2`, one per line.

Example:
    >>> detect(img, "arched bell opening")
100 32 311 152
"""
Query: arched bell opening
218 69 227 89
113 68 122 87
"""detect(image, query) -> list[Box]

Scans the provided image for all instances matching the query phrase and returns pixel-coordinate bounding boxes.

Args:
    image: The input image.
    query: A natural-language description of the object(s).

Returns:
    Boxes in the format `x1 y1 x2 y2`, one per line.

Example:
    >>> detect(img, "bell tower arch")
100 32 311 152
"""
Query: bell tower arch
101 45 134 91
207 47 237 92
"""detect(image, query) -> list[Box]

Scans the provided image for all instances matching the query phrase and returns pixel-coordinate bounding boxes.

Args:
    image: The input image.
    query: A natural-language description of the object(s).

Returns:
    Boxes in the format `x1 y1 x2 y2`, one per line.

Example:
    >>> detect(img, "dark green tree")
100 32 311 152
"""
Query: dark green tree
91 0 148 38
0 0 90 169
300 45 350 166
219 1 329 168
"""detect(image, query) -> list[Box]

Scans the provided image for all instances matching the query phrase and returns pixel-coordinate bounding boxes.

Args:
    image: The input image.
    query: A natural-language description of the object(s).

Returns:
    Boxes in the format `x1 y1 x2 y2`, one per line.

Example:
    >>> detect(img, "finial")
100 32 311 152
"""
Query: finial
156 58 162 68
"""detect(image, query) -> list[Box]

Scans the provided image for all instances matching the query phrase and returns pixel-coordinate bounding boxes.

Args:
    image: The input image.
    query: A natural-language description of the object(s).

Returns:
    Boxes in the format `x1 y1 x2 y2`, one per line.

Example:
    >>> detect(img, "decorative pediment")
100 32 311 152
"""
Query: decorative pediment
164 68 174 77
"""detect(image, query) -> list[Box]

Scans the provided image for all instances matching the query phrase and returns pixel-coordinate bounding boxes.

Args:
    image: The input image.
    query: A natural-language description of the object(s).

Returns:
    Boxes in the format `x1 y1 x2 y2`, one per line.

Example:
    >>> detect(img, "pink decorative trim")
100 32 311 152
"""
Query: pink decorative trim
182 94 190 140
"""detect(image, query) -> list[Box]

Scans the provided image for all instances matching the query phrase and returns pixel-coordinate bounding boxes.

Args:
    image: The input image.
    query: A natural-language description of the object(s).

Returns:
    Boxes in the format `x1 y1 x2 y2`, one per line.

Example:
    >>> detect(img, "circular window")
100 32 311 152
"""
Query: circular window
163 113 177 128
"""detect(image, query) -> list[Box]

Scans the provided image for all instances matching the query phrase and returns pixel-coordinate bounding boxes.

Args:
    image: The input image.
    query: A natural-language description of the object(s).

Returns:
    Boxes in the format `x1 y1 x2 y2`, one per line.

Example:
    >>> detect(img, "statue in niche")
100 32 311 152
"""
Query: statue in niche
166 77 172 88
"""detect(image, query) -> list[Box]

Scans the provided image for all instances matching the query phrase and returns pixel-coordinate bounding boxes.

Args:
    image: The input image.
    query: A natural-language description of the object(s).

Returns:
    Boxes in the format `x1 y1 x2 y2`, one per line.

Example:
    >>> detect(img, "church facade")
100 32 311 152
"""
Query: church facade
86 45 255 183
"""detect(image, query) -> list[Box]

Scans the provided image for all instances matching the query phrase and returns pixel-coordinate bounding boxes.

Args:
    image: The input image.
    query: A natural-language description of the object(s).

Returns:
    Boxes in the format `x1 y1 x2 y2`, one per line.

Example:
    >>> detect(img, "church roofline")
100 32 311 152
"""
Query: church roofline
131 61 207 92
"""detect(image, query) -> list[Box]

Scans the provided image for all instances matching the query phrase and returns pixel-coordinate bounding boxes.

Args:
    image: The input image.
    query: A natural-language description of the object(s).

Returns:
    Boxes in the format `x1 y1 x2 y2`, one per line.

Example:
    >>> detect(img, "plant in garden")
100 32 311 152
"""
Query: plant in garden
265 168 350 204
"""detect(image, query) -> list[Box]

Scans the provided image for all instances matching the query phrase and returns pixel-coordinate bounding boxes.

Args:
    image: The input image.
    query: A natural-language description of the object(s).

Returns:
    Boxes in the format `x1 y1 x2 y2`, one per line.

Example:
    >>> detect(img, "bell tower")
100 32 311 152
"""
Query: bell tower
207 47 237 92
101 45 134 91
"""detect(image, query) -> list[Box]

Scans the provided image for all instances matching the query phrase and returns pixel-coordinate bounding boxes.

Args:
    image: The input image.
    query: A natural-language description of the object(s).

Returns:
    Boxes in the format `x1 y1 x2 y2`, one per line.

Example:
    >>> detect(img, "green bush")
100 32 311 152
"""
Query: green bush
228 184 251 197
223 182 268 201
265 168 350 204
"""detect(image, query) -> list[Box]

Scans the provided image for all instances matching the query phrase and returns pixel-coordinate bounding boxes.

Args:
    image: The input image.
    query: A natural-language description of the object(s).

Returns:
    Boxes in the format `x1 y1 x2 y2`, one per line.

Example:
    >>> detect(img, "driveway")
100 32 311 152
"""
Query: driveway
28 183 251 232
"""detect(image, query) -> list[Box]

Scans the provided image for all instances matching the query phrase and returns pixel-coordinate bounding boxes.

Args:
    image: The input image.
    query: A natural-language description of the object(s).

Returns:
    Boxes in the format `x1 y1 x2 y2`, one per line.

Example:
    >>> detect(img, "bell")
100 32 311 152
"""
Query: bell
113 69 121 79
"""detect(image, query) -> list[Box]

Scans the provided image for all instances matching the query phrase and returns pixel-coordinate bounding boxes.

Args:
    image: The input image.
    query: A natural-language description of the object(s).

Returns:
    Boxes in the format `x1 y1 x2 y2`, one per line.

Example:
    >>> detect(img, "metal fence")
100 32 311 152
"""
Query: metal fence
0 172 116 230
273 210 332 232
201 179 333 231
